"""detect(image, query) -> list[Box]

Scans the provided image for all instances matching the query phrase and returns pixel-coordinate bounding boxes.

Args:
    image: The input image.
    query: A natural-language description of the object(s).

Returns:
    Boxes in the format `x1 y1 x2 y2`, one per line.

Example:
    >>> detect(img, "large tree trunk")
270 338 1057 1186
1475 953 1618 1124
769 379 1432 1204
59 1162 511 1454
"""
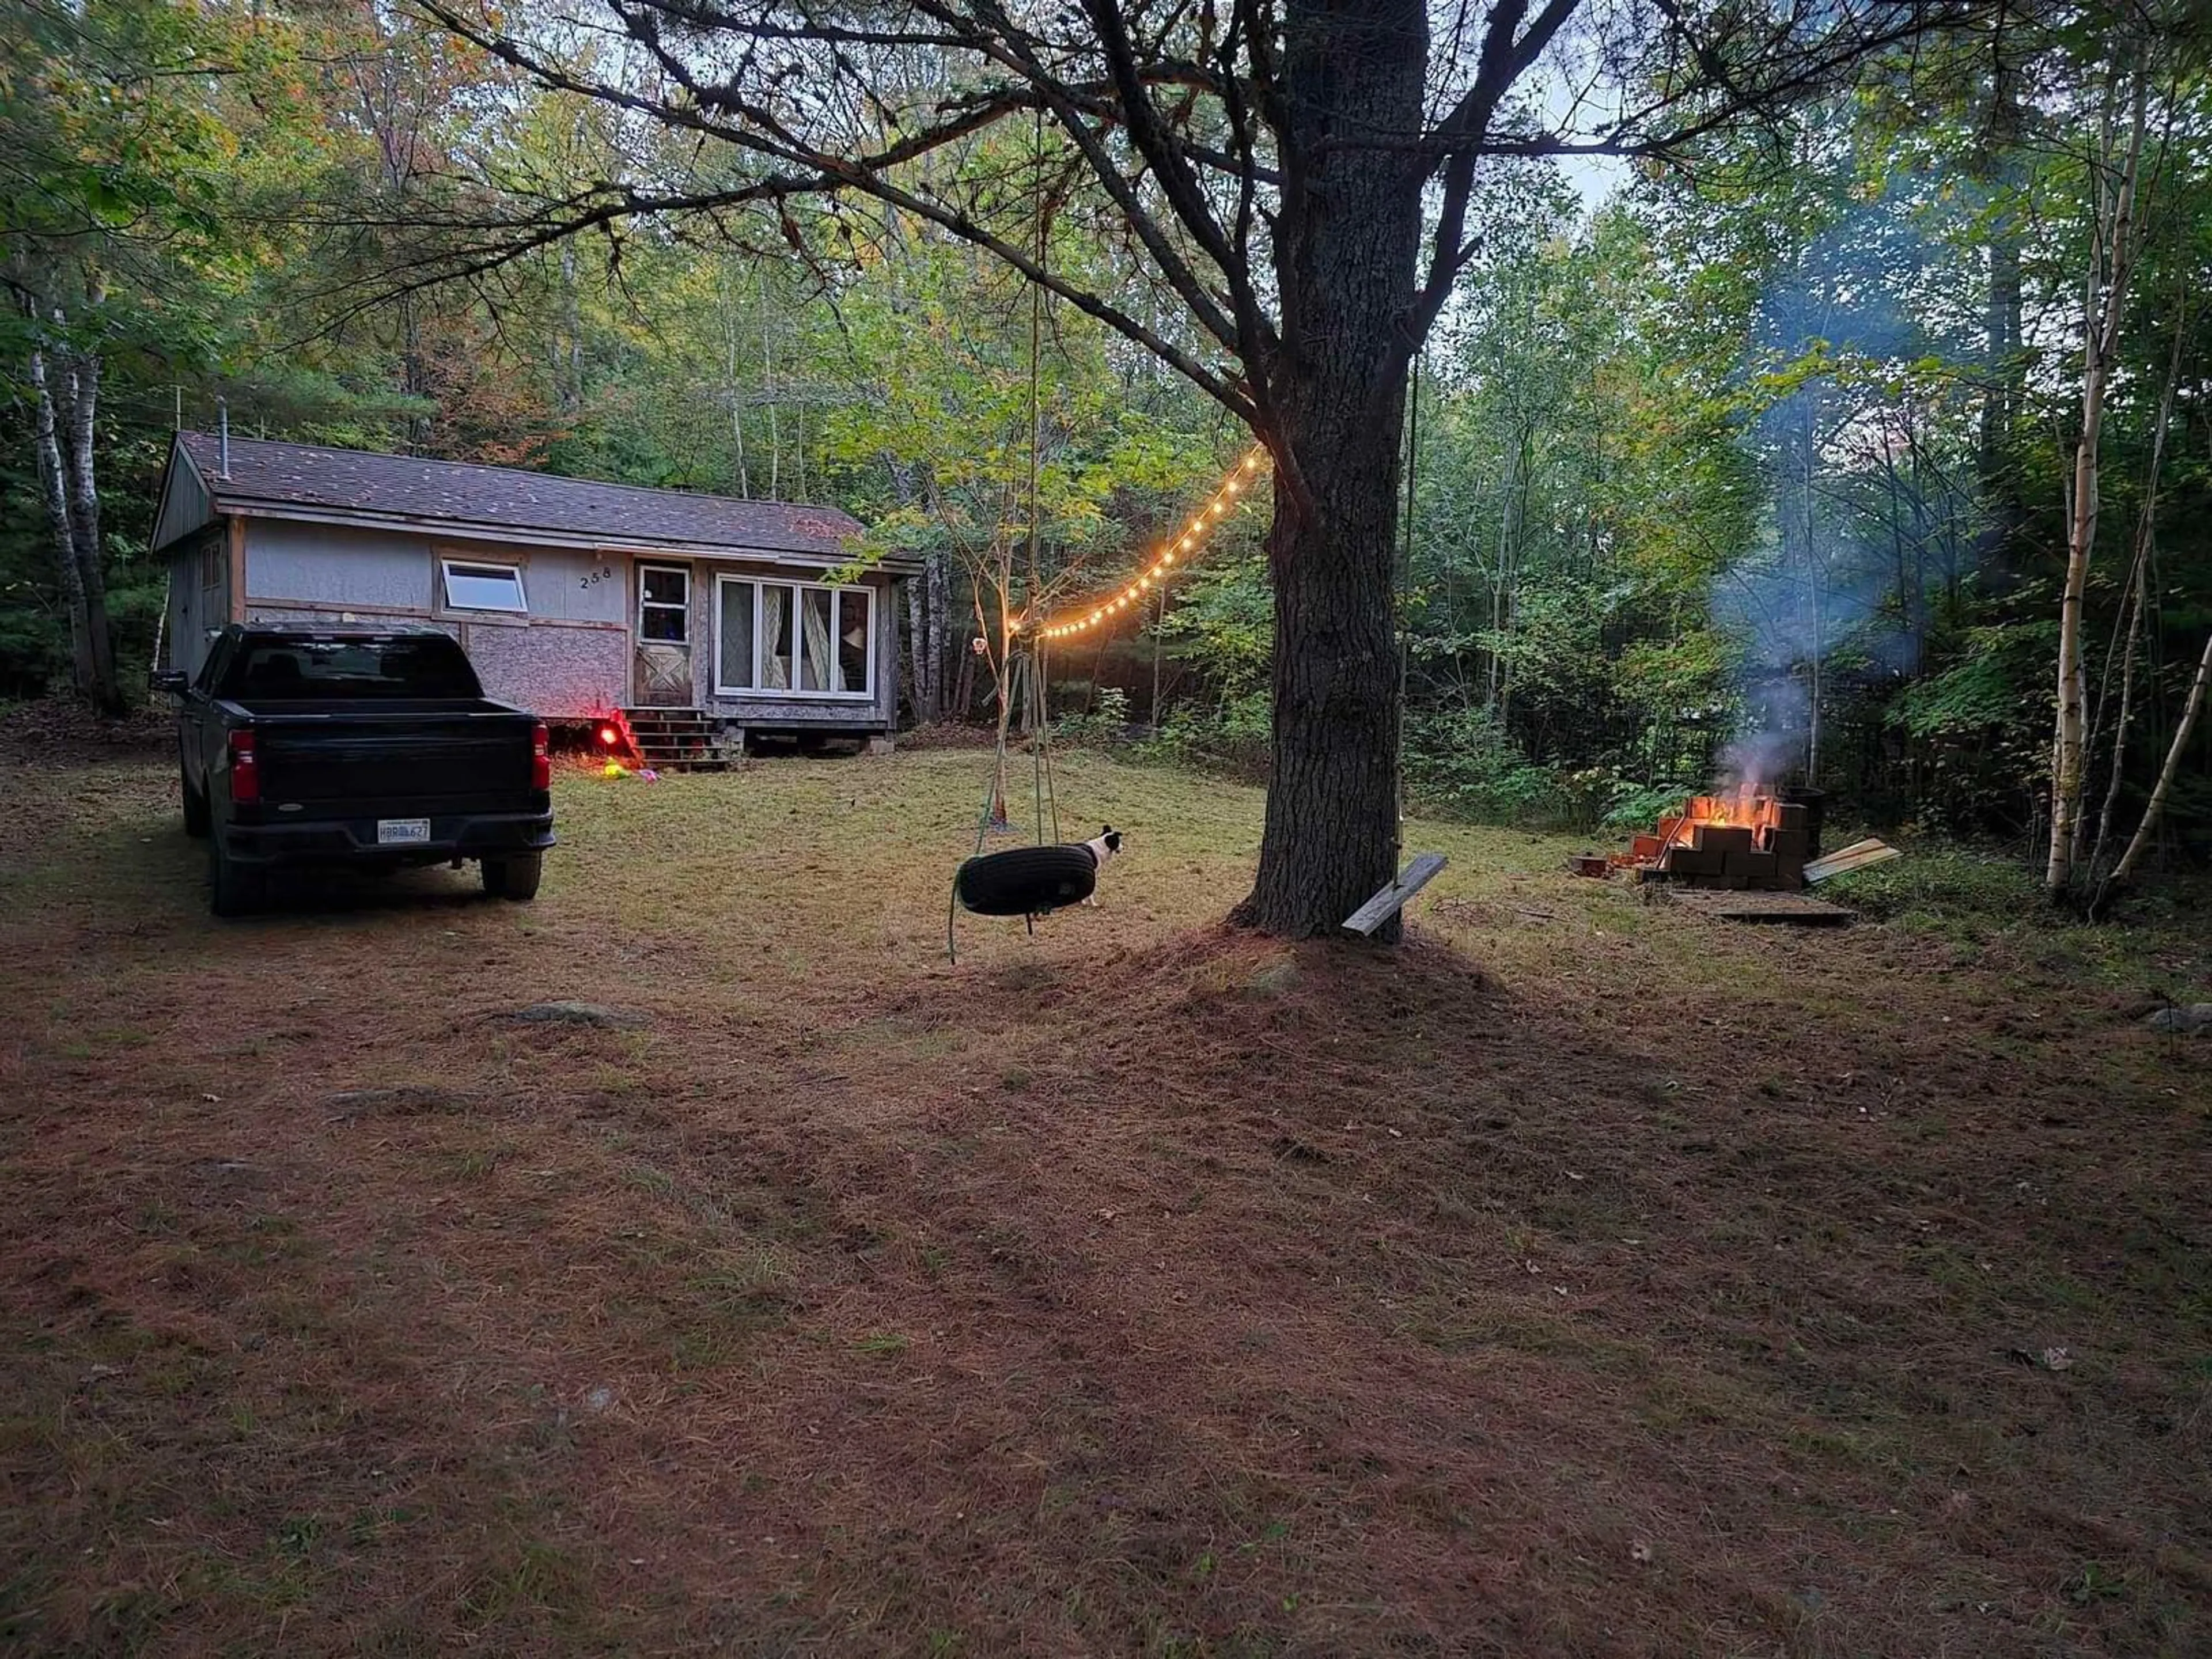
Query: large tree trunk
1233 0 1425 941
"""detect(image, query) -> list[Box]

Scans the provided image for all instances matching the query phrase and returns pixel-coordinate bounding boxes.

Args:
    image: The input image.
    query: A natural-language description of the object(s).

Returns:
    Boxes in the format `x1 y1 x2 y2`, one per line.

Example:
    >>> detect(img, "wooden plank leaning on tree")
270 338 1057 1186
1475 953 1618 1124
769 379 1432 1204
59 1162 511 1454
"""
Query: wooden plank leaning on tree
1342 854 1448 938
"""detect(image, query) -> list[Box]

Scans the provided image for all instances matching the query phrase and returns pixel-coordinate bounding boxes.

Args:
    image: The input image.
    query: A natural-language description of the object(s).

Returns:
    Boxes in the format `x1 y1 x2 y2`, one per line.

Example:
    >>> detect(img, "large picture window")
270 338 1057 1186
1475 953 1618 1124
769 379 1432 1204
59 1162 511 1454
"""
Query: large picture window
715 575 872 698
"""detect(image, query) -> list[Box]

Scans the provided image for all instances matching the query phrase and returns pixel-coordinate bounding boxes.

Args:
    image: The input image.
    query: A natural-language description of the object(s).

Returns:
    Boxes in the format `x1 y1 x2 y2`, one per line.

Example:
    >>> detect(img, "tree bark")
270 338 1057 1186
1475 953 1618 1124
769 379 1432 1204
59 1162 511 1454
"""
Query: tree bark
926 546 950 721
2087 293 2183 875
26 328 123 713
1233 0 1425 941
2108 627 2212 890
2048 60 2147 891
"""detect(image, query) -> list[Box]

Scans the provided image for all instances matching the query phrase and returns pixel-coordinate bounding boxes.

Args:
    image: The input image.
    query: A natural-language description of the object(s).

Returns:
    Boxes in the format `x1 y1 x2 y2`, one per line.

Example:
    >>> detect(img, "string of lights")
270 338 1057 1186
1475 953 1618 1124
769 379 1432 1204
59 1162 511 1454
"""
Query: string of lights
1022 448 1269 642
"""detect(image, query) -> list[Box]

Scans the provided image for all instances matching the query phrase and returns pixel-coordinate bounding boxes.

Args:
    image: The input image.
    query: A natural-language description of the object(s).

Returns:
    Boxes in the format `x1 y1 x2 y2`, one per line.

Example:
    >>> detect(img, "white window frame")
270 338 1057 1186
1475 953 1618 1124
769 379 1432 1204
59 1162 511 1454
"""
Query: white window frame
439 558 528 613
637 563 692 645
713 573 875 701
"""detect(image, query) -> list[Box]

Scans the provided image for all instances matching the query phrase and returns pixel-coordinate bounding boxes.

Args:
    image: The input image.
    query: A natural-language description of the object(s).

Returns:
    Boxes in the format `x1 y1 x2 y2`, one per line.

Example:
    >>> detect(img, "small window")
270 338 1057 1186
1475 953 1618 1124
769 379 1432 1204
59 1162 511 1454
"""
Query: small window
639 565 690 643
441 559 527 612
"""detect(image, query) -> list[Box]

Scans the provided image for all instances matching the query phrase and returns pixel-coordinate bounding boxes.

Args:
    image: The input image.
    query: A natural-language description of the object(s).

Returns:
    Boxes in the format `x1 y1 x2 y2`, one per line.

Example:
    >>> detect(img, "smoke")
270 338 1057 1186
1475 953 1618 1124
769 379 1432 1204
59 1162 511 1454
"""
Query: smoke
1705 173 1978 791
1716 672 1807 792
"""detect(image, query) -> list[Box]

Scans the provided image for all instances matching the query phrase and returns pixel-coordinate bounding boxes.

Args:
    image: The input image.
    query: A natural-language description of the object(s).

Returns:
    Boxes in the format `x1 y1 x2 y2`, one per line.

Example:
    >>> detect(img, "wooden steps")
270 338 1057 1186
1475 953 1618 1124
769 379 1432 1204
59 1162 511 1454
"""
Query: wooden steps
618 706 731 772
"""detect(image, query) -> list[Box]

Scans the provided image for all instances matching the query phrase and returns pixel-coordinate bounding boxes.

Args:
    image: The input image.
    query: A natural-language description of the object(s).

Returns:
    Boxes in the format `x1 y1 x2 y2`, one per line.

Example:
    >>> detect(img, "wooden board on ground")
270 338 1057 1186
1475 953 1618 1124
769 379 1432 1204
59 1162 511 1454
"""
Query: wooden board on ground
1804 838 1902 884
1343 853 1448 936
1662 887 1855 926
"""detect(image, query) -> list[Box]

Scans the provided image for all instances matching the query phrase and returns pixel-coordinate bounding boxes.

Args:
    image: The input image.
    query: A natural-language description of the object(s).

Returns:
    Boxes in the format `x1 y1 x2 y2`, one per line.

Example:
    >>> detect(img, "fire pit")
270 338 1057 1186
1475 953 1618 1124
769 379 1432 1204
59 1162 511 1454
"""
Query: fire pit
1608 789 1815 891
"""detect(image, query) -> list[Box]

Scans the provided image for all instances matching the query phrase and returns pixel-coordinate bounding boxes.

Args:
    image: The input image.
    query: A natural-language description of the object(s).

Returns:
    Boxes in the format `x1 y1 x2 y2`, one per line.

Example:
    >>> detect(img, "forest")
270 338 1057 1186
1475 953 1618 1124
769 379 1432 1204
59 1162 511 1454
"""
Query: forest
6 0 2209 910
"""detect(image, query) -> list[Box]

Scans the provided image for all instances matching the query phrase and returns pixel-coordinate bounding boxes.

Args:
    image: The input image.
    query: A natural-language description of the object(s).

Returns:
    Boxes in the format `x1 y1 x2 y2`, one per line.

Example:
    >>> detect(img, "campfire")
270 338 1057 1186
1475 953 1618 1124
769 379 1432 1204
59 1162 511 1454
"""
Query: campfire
1597 786 1816 891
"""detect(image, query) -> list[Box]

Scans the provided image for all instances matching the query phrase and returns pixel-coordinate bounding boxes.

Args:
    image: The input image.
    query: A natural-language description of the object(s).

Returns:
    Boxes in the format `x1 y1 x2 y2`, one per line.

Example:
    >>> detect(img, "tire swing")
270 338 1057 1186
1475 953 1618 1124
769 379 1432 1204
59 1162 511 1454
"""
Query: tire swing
947 642 1070 964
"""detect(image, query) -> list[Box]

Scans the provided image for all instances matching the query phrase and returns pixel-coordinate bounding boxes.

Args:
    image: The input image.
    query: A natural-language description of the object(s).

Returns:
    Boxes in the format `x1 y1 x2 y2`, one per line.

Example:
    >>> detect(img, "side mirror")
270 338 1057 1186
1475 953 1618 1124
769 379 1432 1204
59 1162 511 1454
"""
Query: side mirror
152 670 189 695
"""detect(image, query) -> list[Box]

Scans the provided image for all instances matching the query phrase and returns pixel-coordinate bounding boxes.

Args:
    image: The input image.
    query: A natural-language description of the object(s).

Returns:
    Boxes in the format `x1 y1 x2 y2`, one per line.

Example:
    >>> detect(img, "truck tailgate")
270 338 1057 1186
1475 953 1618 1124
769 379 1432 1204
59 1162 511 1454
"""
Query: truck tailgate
249 714 535 804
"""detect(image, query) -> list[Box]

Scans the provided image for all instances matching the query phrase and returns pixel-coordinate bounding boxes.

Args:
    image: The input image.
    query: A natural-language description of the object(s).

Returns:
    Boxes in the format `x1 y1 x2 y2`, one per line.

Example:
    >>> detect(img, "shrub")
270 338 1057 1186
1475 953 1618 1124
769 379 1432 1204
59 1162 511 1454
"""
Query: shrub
1051 686 1132 748
1137 694 1271 779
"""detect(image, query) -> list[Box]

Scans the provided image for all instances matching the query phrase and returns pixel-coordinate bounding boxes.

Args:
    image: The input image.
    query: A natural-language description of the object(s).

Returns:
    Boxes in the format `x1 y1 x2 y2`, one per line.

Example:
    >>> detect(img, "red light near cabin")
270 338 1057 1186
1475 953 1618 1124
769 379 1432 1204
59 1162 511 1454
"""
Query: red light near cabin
597 725 619 748
531 723 551 791
227 729 260 805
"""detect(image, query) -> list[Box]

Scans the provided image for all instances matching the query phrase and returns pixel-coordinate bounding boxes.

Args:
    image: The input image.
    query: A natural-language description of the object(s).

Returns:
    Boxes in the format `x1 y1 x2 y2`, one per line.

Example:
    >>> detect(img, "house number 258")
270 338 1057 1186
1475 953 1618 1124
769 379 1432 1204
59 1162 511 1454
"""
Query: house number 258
578 566 615 589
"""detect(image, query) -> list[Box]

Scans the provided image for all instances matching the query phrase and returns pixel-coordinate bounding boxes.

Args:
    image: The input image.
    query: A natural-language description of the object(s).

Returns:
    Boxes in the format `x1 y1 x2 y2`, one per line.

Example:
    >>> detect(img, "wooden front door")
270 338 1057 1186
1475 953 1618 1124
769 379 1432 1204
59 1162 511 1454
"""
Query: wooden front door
633 563 694 706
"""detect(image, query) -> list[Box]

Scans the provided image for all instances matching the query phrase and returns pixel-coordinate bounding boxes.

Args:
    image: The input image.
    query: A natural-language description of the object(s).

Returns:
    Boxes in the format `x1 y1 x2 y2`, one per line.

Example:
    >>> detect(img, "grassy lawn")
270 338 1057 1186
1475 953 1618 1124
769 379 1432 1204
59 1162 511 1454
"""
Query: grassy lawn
2 741 2207 1656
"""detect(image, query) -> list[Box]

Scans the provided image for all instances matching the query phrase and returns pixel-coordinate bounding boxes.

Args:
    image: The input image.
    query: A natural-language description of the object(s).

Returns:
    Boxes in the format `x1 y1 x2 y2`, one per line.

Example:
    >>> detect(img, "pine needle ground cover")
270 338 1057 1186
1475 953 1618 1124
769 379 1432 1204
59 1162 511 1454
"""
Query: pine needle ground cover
2 743 2207 1656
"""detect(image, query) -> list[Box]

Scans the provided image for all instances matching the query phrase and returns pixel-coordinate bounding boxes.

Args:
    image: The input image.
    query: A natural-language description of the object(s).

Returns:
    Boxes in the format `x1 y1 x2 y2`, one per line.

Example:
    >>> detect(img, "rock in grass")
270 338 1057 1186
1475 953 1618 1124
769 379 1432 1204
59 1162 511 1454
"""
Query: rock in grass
505 1001 650 1029
2142 1003 2212 1036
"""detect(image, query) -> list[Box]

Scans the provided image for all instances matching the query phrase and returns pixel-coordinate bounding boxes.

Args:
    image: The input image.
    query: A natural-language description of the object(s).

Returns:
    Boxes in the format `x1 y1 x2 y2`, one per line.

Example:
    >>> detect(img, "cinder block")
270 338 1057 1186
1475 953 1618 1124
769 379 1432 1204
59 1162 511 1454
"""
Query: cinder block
1767 828 1809 861
1631 834 1664 861
1714 873 1751 889
1692 824 1756 857
1725 849 1778 879
1664 846 1720 877
1776 802 1809 834
1657 816 1687 845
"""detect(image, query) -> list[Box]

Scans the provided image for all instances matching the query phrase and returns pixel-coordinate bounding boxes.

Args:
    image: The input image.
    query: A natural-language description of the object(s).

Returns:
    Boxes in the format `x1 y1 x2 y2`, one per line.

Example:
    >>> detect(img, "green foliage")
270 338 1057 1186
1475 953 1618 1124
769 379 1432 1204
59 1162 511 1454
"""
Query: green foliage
1402 707 1572 825
1156 548 1271 702
1052 687 1131 747
1139 694 1272 779
1892 624 2054 740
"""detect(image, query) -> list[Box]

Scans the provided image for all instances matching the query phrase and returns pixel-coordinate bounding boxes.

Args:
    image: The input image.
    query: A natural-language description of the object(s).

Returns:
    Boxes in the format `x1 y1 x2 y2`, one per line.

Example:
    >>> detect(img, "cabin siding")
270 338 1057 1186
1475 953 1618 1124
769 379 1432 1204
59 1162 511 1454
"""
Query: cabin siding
164 526 230 677
151 452 211 552
245 521 431 611
238 522 635 717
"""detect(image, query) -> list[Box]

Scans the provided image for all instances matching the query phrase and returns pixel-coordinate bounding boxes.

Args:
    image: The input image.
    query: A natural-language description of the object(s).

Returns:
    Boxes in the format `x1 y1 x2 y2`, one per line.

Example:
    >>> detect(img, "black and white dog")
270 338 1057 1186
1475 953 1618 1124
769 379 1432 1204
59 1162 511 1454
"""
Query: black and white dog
1078 824 1123 905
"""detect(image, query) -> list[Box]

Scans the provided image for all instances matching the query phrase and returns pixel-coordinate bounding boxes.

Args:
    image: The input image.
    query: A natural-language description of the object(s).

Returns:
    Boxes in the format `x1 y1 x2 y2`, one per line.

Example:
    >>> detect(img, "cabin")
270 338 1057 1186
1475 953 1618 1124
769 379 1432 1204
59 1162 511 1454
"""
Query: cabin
151 431 913 761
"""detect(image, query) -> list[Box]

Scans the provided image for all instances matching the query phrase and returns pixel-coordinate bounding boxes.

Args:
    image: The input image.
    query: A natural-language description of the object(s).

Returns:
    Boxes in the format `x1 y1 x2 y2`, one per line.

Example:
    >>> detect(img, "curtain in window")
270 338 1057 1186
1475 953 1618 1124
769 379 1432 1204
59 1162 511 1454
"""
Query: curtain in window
760 584 793 689
800 589 834 691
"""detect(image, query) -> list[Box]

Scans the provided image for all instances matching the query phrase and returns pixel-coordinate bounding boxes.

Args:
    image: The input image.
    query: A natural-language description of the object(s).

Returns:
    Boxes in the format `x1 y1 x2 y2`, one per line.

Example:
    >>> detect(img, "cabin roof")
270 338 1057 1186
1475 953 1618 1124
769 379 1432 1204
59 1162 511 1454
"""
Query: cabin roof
160 432 890 567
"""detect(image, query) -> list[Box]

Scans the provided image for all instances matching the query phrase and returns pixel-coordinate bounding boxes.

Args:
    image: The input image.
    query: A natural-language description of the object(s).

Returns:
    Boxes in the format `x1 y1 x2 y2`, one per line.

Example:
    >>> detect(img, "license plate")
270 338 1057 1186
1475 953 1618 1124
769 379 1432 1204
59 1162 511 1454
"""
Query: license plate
376 818 432 845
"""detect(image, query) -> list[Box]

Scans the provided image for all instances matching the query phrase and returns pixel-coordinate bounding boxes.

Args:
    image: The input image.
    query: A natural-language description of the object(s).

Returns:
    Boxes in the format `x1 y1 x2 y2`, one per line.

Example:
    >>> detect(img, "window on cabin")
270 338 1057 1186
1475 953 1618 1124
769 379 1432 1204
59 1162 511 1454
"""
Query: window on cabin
714 577 872 698
638 565 690 642
440 559 527 612
717 579 754 689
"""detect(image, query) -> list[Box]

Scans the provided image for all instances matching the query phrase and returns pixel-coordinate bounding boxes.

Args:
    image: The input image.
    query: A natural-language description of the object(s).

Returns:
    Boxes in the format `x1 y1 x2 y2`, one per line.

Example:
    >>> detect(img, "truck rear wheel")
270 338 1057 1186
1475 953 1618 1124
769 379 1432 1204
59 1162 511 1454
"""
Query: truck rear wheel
208 840 265 918
482 851 543 902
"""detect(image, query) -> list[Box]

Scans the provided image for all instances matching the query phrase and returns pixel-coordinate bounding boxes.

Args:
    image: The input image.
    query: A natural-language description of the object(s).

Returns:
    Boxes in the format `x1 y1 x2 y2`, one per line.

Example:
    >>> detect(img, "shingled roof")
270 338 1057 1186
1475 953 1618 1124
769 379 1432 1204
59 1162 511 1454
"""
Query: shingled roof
166 432 878 566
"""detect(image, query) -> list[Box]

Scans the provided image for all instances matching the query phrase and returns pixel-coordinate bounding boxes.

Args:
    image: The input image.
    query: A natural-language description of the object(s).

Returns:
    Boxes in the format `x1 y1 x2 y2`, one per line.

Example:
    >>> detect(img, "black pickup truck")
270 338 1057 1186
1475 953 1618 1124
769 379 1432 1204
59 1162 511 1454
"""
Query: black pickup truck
156 624 556 916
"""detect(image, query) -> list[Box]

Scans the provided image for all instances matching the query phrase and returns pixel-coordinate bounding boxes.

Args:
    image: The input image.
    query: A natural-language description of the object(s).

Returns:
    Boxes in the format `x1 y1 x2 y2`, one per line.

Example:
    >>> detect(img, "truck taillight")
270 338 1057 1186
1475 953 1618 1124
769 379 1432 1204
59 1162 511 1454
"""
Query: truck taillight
227 729 260 805
531 722 551 791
